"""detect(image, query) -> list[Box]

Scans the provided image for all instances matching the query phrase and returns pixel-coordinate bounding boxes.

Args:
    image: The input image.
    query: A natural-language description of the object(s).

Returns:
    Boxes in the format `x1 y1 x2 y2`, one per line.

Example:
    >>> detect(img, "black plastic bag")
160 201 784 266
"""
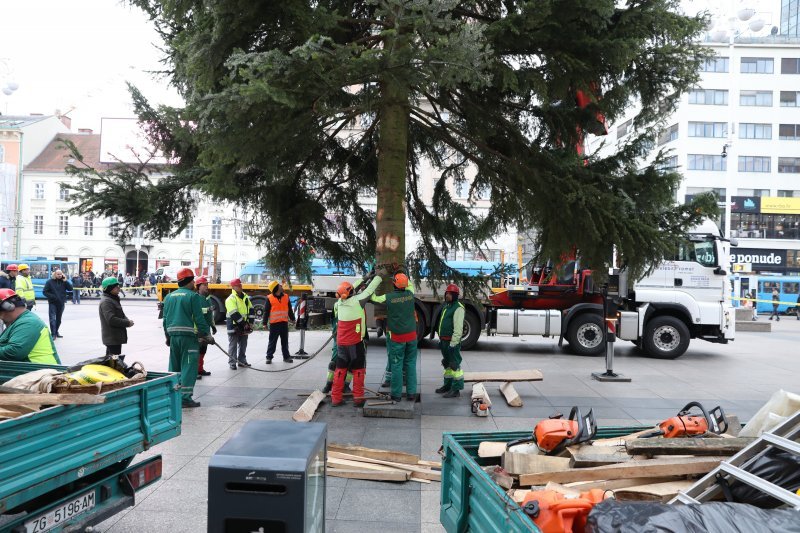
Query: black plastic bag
729 449 800 508
586 500 800 533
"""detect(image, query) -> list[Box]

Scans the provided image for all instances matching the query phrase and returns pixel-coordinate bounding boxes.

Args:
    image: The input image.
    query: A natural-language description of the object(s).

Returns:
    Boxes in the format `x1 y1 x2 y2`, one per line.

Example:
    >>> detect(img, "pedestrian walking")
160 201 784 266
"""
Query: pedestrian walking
436 284 465 398
371 272 418 402
43 269 72 339
162 268 213 408
71 273 83 304
15 264 36 311
769 288 780 321
225 278 253 369
263 281 296 364
330 273 382 407
750 290 758 320
195 276 215 378
98 277 134 355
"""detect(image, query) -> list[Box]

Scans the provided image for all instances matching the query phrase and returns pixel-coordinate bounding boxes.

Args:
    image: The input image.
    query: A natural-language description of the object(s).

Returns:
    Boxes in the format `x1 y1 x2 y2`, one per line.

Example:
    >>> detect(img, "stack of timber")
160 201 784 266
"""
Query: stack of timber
477 433 754 503
0 387 106 420
325 444 441 484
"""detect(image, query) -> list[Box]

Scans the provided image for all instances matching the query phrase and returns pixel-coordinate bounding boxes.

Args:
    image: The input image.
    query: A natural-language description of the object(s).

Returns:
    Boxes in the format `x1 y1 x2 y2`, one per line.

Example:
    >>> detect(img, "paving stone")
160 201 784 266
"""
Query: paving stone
105 510 206 532
327 520 419 533
337 487 420 522
363 398 416 419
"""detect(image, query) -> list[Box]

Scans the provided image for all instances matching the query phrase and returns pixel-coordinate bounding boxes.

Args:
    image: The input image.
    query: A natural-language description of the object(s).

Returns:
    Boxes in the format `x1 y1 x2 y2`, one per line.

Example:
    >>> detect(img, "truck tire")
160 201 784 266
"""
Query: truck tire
566 313 604 356
209 295 225 324
250 296 268 323
642 316 690 359
461 309 481 351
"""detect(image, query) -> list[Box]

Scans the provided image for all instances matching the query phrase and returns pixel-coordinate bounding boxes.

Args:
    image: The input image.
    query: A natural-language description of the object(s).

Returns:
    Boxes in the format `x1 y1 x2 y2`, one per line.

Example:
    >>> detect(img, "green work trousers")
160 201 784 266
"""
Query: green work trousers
388 338 418 398
169 335 199 401
439 340 464 391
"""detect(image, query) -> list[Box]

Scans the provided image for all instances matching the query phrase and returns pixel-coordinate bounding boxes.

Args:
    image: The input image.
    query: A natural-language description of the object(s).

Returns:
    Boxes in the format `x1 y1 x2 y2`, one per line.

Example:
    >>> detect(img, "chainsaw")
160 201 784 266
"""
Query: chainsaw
507 407 598 455
640 401 729 438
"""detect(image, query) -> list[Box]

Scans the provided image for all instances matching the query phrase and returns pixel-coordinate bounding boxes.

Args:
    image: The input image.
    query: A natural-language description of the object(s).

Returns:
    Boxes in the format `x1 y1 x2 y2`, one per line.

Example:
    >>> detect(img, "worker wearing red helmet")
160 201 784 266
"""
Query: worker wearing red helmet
371 271 418 402
225 278 254 369
331 272 383 407
161 267 213 408
436 283 465 397
0 288 60 364
194 276 216 378
0 264 18 290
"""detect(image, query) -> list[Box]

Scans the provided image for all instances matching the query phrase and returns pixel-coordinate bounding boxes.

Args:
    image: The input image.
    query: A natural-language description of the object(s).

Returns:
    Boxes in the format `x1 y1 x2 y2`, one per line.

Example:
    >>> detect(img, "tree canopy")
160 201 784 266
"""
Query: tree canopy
66 0 718 284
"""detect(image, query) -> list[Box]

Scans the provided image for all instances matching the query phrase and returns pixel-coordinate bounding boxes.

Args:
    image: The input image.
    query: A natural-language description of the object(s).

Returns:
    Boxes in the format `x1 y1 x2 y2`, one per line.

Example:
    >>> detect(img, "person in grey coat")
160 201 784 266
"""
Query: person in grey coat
99 277 134 355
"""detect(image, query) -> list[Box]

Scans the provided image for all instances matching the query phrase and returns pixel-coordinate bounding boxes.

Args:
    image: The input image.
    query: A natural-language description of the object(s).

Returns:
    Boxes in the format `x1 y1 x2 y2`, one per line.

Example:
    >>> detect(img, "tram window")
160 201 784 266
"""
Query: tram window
760 281 779 292
783 282 799 294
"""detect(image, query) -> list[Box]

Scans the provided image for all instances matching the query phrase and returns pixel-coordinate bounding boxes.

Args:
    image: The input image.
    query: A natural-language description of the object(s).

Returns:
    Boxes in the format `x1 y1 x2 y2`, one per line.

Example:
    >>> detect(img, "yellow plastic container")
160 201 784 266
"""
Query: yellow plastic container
65 364 128 385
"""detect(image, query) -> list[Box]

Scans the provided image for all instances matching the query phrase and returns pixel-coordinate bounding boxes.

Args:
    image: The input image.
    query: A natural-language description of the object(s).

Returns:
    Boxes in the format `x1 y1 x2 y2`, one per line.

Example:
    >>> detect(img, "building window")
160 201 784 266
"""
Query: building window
34 182 45 200
699 56 729 72
240 224 250 240
656 155 679 172
739 90 772 106
781 57 800 74
658 123 679 145
688 122 727 138
738 156 771 173
780 91 800 106
778 157 800 173
779 124 800 140
211 217 222 240
59 185 70 201
737 189 770 197
184 223 193 239
0 145 4 163
688 89 728 105
740 57 774 74
739 123 772 139
687 154 726 171
58 214 69 235
454 180 468 199
686 187 726 200
84 216 93 236
33 215 43 235
133 225 144 239
476 185 491 201
782 1 800 36
778 190 800 197
616 118 633 138
108 216 119 238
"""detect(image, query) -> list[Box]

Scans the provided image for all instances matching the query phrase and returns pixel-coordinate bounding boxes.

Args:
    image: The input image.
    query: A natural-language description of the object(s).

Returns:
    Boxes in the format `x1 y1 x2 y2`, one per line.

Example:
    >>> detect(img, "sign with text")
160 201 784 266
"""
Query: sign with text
729 248 787 270
761 197 800 214
730 196 760 213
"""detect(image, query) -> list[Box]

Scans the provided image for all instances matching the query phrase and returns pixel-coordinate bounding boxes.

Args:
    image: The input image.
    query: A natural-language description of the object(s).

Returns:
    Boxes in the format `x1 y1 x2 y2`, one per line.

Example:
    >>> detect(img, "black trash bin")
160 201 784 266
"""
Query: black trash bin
208 420 326 533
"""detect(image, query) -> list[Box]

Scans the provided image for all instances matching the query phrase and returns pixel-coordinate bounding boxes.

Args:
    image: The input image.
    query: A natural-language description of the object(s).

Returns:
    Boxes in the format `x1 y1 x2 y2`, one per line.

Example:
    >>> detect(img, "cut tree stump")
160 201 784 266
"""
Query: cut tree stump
624 438 754 457
463 369 543 383
502 452 571 476
292 390 325 422
499 382 523 407
0 393 106 406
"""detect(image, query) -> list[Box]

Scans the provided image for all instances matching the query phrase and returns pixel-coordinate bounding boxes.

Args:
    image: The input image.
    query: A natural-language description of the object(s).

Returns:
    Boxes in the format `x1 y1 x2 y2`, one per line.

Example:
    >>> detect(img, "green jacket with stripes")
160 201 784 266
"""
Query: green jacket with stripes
162 287 211 338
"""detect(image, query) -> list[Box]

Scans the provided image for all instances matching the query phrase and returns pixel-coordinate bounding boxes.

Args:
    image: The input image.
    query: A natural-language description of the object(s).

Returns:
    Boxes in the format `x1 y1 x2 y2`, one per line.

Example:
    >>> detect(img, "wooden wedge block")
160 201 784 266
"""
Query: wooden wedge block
0 393 106 406
568 445 630 467
519 457 726 486
328 451 441 481
478 441 508 458
292 390 325 422
328 444 420 465
327 468 409 481
614 480 694 502
624 438 754 457
463 369 543 383
499 382 523 407
502 452 571 476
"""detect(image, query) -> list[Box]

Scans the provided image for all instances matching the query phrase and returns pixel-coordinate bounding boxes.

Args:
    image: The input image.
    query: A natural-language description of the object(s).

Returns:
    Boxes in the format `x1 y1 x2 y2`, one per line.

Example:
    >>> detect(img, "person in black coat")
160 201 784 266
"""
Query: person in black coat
98 277 134 355
42 270 72 339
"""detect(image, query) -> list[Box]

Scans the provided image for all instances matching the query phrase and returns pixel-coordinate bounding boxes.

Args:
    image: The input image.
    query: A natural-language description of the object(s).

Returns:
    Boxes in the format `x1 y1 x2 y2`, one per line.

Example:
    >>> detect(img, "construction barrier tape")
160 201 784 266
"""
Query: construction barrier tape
732 296 800 306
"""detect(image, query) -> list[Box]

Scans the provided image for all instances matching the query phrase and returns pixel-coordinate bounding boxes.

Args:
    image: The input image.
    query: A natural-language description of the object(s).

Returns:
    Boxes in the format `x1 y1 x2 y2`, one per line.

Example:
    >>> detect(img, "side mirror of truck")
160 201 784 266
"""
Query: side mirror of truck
728 237 739 247
714 266 727 276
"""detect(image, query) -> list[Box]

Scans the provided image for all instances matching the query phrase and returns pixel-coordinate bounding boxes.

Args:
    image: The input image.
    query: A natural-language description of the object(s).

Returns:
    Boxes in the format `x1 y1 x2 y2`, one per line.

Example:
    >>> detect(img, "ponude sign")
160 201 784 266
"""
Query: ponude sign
730 248 786 269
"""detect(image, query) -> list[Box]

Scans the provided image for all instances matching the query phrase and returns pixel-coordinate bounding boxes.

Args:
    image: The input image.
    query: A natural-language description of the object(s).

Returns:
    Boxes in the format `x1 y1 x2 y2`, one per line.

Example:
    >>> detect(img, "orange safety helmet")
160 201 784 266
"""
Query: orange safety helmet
176 268 195 282
445 283 460 295
6 264 18 272
230 278 243 288
393 273 409 289
194 276 208 285
336 281 354 299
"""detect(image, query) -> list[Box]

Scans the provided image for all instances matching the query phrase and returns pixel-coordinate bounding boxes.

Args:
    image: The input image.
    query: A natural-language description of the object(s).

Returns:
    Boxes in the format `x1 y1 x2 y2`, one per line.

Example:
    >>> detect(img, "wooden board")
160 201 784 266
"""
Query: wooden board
519 457 726 486
292 390 325 422
615 480 694 502
409 473 432 484
327 468 409 481
624 438 754 457
563 476 679 491
417 459 442 468
499 382 523 407
328 451 441 481
568 445 630 467
544 482 582 498
478 441 508 458
471 383 492 408
0 393 106 406
463 369 543 383
328 443 421 465
591 429 657 447
502 452 571 476
327 457 405 473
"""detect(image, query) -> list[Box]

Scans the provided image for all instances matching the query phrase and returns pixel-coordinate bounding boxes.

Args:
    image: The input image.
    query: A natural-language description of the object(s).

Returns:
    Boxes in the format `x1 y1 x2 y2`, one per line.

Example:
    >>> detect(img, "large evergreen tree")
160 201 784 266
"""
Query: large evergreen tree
67 0 717 283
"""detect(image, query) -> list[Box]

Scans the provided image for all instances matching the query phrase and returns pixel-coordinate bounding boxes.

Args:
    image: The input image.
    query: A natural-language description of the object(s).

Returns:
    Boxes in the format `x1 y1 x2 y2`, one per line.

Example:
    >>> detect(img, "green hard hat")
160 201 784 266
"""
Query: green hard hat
101 277 120 290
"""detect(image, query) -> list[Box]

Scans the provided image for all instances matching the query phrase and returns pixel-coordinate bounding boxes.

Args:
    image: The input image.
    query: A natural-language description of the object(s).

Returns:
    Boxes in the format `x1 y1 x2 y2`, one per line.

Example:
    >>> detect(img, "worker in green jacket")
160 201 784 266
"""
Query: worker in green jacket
0 288 60 364
436 284 464 398
162 268 213 408
371 273 417 402
322 298 352 394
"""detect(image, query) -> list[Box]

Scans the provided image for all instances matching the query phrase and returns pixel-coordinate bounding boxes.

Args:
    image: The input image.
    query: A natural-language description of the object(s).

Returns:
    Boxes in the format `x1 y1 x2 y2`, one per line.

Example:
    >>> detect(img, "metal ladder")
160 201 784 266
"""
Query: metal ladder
670 408 800 510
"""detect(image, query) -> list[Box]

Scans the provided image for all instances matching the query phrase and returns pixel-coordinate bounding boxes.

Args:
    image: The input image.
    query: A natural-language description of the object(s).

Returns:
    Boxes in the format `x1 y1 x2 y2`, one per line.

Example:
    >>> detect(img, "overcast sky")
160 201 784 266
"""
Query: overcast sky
0 1 781 133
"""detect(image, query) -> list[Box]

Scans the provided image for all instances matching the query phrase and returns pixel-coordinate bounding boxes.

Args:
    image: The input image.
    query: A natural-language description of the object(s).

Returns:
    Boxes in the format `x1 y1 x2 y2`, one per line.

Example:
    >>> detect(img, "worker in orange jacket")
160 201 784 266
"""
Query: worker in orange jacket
263 280 295 363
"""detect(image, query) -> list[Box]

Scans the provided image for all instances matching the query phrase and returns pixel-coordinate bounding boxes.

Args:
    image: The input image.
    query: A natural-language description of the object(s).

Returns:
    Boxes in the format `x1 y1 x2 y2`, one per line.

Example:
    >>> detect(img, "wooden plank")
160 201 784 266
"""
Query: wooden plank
568 445 630 467
544 482 582 498
328 451 441 481
409 473 433 484
564 476 679 491
615 480 694 502
463 369 543 383
417 459 442 468
591 429 657 447
292 390 325 422
624 438 754 457
478 441 508 458
499 382 523 407
328 444 420 465
326 468 409 482
327 458 406 473
0 393 106 406
502 452 571 476
519 457 726 486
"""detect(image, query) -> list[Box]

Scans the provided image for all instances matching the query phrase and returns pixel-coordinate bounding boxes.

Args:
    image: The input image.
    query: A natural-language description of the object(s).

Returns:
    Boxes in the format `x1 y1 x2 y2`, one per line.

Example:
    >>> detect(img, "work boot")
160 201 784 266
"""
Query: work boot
390 396 402 403
322 381 333 394
343 383 352 394
229 363 237 370
406 393 417 402
443 389 461 398
380 380 390 388
196 374 202 380
435 385 451 394
238 359 252 367
265 358 273 364
283 357 294 363
332 400 345 407
182 399 201 408
199 370 211 376
354 399 366 407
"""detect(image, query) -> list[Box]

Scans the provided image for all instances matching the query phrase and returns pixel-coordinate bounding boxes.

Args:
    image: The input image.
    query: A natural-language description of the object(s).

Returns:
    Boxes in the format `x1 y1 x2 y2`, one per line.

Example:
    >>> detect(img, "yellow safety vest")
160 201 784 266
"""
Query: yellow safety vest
16 275 35 302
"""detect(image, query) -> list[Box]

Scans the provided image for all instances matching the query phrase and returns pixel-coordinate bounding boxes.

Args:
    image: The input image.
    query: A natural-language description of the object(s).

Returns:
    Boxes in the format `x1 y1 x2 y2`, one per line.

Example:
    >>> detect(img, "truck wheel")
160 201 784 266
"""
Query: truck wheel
209 295 225 324
250 296 267 323
566 313 604 356
643 316 690 359
460 309 481 351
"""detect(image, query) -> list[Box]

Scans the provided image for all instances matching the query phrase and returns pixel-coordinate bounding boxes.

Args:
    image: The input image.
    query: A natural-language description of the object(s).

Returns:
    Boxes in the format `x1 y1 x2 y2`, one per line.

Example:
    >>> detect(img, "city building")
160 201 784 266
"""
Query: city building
782 0 799 36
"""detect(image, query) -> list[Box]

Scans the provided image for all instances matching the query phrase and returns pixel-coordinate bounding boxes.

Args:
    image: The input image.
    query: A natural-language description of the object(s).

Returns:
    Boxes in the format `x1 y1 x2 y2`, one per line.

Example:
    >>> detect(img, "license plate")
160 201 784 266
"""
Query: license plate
24 490 96 533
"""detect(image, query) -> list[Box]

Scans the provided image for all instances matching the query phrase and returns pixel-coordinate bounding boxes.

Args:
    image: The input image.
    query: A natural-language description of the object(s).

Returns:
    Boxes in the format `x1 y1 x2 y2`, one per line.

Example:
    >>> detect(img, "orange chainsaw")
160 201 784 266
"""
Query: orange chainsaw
641 401 729 438
522 488 607 533
507 407 598 455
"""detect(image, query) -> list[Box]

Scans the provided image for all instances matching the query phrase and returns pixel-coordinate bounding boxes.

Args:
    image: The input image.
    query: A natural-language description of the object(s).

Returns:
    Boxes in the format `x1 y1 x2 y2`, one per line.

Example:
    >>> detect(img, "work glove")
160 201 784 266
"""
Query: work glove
441 358 448 368
449 360 460 371
204 335 216 345
328 361 336 372
243 323 253 334
211 324 217 334
165 337 170 347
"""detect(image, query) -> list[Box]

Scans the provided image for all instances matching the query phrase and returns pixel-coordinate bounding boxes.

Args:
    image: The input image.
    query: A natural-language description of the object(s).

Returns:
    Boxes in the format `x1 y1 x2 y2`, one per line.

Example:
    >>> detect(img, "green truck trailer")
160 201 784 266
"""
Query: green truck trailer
0 361 182 533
